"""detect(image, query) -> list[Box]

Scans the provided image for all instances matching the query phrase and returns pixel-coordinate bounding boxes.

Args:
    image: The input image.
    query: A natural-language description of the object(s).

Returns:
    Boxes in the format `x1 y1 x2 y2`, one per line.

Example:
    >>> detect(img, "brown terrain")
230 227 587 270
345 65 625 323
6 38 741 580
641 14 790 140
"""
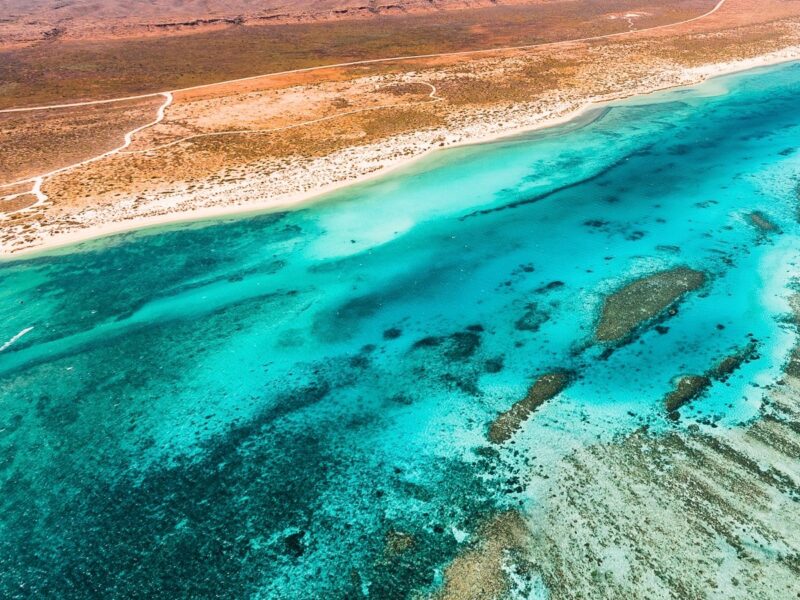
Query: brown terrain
1 0 712 107
0 0 709 48
2 0 800 258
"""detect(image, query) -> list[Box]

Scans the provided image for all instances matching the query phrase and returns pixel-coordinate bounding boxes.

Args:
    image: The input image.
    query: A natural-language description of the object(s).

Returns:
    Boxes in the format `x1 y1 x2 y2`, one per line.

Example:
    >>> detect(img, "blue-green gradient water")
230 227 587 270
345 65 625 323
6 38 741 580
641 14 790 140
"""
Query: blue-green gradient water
2 62 800 598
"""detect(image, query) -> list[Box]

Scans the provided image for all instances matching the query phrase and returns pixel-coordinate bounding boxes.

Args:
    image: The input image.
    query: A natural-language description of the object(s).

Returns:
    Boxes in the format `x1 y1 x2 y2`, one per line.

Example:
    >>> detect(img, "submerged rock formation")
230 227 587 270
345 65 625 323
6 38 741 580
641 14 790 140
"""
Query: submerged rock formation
665 341 760 417
383 530 416 558
595 267 706 343
708 341 760 381
748 211 781 234
434 511 531 600
488 371 573 444
664 374 712 415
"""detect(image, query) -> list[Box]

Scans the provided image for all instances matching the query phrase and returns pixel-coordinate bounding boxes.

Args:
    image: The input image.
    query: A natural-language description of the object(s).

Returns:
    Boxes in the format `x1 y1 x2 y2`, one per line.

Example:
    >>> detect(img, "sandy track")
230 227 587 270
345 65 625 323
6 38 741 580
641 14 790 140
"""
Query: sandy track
0 93 172 216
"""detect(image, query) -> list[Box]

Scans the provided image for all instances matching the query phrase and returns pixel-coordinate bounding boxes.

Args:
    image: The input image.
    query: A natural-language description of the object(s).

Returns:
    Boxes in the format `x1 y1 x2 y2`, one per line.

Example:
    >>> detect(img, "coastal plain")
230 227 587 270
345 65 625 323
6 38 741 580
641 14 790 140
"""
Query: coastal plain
5 0 800 254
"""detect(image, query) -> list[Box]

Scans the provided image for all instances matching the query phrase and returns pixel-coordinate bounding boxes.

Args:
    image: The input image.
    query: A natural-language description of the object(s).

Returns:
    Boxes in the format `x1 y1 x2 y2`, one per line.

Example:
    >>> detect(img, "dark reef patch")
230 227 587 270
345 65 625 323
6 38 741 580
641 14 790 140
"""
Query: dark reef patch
6 210 293 350
694 199 718 209
584 219 609 229
484 357 504 374
488 371 574 444
364 462 500 599
0 411 339 598
349 354 371 369
313 293 384 342
387 393 414 405
517 263 535 274
413 335 443 349
536 281 565 294
708 342 760 381
664 341 760 418
667 144 691 156
786 350 800 378
514 303 550 333
665 375 712 416
383 327 403 340
444 332 481 361
595 267 706 344
441 372 481 396
284 531 306 557
460 145 653 221
411 329 482 362
748 211 781 235
0 356 497 599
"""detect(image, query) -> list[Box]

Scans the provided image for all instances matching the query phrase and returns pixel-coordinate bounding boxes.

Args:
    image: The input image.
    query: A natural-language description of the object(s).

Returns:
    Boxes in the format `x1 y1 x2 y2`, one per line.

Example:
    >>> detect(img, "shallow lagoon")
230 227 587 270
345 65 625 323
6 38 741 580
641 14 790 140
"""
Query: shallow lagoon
2 62 800 598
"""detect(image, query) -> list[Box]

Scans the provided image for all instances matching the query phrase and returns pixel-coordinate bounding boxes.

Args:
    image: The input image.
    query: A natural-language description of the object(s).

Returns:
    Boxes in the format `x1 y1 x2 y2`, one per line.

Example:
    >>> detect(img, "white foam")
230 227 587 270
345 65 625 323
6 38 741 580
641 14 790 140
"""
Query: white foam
0 327 33 352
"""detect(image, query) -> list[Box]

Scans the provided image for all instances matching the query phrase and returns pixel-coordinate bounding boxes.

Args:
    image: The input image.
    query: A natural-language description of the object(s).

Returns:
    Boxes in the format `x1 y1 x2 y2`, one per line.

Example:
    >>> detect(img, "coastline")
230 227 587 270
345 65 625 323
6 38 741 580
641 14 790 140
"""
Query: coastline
5 47 800 260
6 34 800 597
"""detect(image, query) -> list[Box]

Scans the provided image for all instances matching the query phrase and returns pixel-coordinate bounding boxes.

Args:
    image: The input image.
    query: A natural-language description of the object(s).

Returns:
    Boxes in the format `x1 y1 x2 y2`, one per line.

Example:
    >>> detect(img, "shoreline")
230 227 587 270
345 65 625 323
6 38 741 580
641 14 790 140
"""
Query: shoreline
5 47 800 261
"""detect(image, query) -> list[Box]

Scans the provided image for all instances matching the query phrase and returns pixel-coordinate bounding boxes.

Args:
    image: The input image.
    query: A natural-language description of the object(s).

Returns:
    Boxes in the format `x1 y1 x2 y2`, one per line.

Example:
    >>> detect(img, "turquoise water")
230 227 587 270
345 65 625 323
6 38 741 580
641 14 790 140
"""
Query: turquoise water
2 62 800 598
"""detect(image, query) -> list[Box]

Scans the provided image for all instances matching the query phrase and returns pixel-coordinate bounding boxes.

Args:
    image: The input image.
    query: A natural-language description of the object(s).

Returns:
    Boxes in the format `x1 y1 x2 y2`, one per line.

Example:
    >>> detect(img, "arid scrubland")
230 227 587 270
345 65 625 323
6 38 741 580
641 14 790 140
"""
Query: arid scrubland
4 0 800 254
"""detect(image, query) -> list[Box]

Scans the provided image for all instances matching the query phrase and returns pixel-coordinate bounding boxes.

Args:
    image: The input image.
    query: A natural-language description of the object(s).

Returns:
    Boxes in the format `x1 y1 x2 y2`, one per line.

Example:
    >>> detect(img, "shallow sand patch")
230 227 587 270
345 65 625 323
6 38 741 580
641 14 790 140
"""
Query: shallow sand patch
523 403 800 599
